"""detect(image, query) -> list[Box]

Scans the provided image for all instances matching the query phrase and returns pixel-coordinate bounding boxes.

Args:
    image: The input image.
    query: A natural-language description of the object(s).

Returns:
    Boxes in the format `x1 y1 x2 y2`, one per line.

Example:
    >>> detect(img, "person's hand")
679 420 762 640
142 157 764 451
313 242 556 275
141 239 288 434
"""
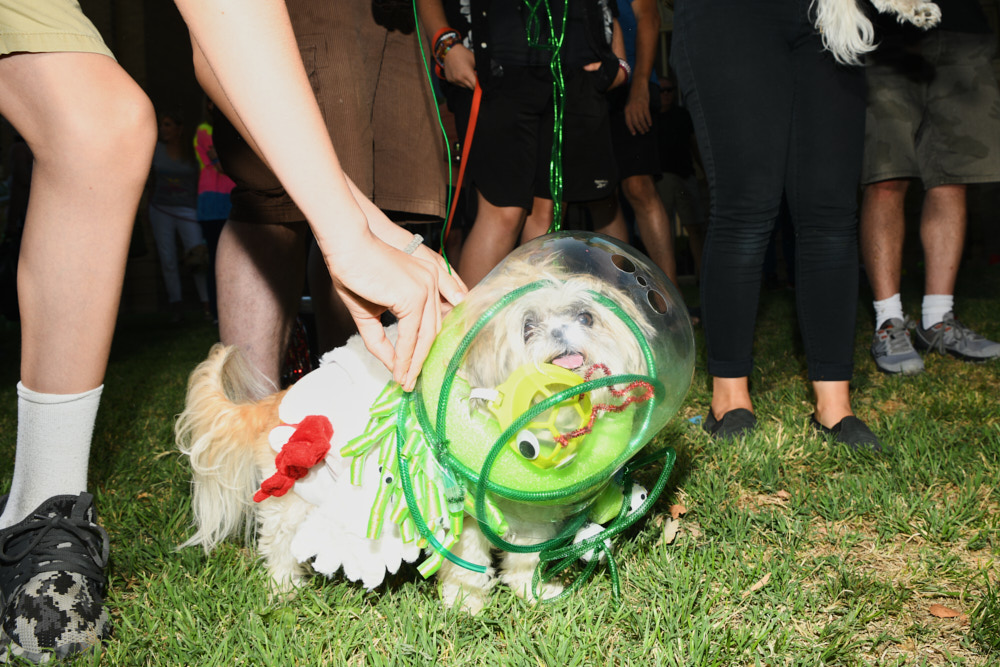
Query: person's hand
364 210 468 319
624 84 652 135
351 176 467 318
442 43 476 89
327 230 464 392
583 59 627 91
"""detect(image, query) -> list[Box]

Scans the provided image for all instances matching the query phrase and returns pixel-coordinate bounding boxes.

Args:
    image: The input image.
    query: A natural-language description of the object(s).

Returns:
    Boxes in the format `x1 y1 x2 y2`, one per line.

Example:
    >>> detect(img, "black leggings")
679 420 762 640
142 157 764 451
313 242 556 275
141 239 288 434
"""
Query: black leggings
672 0 866 381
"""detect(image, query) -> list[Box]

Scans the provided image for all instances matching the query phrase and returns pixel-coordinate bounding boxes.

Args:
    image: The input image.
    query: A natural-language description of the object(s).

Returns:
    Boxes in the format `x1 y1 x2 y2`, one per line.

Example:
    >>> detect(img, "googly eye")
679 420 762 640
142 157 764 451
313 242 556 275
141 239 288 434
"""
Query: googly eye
629 485 649 512
384 474 394 485
630 493 648 511
516 430 540 460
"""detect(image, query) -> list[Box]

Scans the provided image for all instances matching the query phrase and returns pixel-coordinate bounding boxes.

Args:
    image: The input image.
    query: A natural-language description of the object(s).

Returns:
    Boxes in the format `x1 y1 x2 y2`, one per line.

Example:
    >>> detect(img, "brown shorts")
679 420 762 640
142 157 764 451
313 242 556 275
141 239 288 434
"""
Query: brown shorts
213 0 447 224
0 0 114 58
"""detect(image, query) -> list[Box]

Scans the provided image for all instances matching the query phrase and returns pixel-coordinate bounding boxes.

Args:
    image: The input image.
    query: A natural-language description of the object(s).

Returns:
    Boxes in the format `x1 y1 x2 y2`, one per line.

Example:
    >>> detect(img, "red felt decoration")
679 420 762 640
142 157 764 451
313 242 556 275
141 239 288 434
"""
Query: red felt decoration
253 414 333 502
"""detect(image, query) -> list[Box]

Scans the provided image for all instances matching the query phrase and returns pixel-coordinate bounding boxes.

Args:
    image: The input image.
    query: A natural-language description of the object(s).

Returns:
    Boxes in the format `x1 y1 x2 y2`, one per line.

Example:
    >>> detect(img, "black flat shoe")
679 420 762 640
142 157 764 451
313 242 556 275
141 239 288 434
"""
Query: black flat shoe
811 415 884 453
703 408 757 440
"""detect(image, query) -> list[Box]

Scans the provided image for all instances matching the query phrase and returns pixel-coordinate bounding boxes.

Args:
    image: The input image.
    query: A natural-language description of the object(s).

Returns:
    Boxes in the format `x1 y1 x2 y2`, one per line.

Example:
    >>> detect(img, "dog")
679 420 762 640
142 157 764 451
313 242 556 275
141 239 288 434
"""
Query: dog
176 253 662 614
814 0 941 65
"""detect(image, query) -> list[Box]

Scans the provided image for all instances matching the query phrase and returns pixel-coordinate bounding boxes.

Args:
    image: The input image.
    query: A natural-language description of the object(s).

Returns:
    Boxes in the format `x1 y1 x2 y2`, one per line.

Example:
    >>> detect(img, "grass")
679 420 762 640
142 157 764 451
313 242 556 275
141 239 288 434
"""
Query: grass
1 259 999 666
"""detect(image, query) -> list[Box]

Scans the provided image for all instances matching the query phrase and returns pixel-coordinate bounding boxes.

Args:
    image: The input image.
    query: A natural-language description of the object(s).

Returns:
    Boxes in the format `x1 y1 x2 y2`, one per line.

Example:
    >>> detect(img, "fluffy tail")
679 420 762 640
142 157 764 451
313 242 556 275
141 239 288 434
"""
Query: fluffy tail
175 343 280 552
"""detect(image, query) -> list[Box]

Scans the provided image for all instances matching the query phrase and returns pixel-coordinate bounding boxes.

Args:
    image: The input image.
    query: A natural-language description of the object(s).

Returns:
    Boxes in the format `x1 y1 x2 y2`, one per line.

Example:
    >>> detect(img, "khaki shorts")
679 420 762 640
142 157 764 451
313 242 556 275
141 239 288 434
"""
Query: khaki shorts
213 0 447 224
862 30 1000 188
0 0 113 58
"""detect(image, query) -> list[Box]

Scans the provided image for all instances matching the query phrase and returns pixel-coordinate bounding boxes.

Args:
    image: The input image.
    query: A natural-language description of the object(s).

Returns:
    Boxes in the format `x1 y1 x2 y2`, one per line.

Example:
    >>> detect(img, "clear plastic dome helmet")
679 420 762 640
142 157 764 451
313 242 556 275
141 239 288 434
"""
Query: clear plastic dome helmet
417 231 695 521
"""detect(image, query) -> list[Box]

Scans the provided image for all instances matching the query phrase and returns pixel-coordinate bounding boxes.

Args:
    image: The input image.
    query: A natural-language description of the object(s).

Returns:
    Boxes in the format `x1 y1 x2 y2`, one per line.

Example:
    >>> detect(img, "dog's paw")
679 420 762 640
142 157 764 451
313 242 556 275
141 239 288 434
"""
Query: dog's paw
440 581 490 615
908 1 941 27
872 0 940 28
267 570 306 602
502 572 564 604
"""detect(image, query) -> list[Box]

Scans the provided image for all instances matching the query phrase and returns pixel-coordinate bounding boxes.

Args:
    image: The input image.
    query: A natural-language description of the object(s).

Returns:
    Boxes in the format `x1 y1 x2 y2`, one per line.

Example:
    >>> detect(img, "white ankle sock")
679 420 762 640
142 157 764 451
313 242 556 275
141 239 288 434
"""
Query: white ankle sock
922 294 954 330
0 383 102 529
873 294 904 330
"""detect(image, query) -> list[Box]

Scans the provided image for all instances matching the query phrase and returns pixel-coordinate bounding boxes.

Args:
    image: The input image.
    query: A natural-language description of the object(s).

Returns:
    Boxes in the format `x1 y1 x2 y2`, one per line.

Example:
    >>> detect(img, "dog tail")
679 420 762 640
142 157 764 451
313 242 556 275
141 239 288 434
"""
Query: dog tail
176 343 280 553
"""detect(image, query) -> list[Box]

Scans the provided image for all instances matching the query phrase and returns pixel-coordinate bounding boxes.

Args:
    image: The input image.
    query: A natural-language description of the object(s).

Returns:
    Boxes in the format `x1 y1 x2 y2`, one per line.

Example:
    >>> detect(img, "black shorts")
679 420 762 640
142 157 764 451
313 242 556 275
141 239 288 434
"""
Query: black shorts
608 81 662 180
465 66 618 209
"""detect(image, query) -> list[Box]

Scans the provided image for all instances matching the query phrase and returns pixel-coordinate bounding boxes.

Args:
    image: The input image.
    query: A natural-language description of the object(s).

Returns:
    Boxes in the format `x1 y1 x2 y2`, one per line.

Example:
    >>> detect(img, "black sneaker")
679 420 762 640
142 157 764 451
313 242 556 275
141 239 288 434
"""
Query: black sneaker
0 493 110 664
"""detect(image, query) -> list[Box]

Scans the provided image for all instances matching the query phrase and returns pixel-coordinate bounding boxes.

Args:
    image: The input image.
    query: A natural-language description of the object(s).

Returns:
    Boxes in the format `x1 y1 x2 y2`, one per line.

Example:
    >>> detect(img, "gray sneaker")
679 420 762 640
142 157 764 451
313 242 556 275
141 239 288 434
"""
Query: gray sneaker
872 318 924 375
914 312 1000 362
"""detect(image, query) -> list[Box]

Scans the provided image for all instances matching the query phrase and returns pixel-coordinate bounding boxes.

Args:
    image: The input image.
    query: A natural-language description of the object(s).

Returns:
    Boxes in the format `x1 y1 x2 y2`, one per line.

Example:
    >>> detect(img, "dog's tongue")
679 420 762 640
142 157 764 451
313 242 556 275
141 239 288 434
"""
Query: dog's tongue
552 353 584 370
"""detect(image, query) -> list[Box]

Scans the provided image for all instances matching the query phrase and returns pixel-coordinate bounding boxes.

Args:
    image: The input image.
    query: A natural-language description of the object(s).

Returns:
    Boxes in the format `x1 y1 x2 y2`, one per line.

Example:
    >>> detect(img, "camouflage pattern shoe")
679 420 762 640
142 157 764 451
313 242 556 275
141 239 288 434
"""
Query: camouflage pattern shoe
0 493 110 664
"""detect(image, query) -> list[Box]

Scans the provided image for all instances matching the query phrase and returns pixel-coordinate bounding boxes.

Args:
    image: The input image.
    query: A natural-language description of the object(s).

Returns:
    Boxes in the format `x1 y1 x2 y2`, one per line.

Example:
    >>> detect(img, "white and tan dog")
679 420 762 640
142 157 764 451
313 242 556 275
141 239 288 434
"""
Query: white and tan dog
176 257 656 613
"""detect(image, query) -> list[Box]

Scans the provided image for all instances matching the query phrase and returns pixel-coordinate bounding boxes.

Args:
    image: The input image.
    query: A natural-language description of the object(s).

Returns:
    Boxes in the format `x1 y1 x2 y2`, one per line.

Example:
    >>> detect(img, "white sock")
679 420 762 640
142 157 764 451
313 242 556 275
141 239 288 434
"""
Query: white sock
922 294 954 329
0 383 102 529
873 294 904 330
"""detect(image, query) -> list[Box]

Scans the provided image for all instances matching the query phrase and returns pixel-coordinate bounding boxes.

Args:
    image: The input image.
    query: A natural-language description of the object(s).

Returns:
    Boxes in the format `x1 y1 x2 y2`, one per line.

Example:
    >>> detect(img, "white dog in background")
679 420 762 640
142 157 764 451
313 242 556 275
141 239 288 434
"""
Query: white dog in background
814 0 941 64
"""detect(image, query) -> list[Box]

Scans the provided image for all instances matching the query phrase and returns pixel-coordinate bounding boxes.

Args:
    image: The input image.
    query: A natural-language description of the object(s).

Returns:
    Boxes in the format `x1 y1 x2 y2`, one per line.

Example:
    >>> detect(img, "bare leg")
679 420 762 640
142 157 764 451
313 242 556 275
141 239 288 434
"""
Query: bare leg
812 380 853 429
0 53 156 394
458 191 527 286
684 223 706 278
920 184 966 296
217 220 309 388
520 197 554 244
710 376 753 418
593 198 630 243
860 179 909 301
621 174 678 285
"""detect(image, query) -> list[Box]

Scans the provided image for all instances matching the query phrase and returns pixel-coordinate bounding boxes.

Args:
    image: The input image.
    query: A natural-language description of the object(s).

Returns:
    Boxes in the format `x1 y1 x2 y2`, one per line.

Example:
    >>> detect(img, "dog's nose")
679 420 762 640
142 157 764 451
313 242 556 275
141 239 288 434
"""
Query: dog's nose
551 326 566 343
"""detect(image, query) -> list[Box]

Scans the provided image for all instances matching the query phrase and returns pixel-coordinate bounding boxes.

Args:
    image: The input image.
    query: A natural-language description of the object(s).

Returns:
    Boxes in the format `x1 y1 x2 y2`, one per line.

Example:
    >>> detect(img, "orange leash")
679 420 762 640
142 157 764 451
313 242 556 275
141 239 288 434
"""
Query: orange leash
440 81 482 254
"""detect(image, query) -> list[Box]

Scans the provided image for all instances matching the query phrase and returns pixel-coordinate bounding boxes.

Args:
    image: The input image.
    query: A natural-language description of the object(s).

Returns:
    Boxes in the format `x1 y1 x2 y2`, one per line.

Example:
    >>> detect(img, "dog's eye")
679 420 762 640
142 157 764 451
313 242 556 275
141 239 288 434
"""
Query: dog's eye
516 430 540 460
576 311 593 328
523 317 538 341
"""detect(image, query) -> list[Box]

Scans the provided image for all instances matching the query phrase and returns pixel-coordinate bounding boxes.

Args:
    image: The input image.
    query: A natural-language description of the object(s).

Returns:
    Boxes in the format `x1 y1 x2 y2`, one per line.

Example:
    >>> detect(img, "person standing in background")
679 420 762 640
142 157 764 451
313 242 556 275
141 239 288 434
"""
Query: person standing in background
860 0 1000 375
671 0 881 449
193 98 235 323
148 111 210 322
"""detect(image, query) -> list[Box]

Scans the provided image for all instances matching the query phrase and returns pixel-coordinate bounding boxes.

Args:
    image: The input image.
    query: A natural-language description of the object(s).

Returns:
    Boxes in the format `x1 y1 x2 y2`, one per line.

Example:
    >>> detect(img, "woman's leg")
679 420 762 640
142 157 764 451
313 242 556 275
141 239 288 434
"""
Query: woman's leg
672 0 794 419
784 32 867 428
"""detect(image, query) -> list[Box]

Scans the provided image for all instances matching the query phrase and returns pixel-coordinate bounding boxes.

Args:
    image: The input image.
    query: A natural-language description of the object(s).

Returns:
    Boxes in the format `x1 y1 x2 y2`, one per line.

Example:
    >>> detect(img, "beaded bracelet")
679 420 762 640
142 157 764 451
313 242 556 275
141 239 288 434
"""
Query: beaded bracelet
617 58 632 85
434 29 462 68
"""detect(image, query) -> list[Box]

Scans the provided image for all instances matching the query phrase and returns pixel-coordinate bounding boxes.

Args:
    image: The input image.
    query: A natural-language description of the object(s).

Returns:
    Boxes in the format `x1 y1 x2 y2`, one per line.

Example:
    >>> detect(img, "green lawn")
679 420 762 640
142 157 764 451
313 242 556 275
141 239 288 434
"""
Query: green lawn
1 261 998 666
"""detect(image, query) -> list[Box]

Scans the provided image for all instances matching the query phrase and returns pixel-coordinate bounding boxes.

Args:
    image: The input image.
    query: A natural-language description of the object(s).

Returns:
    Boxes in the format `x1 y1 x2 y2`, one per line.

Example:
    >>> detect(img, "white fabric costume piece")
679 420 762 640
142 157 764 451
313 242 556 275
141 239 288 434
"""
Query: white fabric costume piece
268 332 421 590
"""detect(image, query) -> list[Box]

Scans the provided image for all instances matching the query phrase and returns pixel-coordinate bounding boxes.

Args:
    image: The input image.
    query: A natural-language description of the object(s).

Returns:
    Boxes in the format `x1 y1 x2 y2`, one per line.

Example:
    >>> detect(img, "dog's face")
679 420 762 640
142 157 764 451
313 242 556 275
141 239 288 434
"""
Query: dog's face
460 259 654 393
